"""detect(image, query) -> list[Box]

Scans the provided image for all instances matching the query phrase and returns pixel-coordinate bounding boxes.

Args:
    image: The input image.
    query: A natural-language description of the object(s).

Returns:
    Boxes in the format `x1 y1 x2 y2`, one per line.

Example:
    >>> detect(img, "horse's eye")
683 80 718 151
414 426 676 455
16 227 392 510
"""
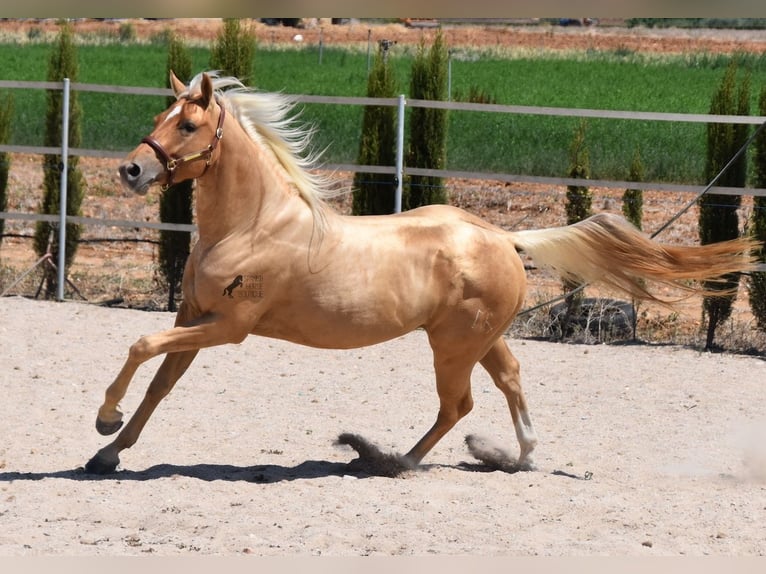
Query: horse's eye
180 120 197 133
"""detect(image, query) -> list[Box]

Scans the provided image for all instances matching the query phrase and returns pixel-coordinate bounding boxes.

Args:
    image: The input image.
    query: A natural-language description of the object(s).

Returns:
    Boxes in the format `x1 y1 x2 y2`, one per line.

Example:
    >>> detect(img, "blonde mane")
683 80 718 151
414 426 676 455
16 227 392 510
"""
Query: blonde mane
185 71 338 234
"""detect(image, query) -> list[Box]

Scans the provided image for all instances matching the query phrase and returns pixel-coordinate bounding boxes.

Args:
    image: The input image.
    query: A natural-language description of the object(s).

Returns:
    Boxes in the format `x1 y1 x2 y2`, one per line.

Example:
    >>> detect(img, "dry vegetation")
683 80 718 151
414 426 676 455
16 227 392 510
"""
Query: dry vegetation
4 18 766 54
1 19 765 352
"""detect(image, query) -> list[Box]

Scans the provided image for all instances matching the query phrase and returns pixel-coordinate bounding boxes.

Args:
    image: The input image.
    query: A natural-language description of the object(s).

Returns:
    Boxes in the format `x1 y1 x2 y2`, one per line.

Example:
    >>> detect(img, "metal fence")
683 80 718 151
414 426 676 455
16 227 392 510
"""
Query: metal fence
2 78 766 299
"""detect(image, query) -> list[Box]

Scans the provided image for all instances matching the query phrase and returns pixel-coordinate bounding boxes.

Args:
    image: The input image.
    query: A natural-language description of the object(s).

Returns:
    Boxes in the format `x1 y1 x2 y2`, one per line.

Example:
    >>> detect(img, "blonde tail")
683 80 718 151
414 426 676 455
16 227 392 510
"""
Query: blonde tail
509 212 759 304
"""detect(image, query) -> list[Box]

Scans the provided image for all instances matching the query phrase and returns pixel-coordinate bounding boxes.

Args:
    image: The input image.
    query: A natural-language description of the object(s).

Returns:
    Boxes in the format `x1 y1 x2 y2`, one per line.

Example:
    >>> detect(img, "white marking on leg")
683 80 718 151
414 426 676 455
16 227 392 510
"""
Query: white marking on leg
515 408 538 462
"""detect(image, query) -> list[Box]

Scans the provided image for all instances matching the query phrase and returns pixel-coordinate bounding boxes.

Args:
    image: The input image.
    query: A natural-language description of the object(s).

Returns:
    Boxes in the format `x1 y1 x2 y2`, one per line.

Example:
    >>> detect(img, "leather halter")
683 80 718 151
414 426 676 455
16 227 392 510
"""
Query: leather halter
141 97 226 191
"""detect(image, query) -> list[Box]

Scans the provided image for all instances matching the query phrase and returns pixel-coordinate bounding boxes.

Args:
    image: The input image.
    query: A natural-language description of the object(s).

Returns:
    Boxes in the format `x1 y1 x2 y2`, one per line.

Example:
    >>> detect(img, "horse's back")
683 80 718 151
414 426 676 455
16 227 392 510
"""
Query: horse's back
338 203 506 238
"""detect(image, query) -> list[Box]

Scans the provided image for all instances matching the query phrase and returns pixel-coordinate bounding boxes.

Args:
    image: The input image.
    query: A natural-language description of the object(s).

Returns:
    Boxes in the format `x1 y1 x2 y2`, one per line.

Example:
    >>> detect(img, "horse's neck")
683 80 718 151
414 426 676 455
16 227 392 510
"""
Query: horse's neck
194 130 311 245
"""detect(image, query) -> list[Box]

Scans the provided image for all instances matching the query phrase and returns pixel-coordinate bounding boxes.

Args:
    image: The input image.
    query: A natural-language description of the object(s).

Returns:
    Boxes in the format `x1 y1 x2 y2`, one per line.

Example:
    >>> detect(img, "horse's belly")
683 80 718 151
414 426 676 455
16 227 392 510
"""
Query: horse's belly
251 295 429 350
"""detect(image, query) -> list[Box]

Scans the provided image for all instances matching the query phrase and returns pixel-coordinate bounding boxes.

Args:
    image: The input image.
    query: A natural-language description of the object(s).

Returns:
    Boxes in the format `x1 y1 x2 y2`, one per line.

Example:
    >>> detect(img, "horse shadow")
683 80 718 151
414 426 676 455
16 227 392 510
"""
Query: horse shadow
0 459 601 485
0 459 525 484
0 434 546 483
0 459 353 483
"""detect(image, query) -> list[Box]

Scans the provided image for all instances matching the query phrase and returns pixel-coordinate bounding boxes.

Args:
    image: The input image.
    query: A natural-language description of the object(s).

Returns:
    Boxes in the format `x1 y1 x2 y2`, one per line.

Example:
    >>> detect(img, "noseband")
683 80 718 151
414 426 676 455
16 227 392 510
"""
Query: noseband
141 98 226 191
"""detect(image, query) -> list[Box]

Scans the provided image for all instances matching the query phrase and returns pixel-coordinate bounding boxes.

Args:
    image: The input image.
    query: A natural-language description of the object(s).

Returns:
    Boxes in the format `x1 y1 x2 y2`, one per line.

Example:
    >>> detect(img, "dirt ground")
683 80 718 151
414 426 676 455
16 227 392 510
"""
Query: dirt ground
5 18 766 55
1 20 766 557
0 296 765 556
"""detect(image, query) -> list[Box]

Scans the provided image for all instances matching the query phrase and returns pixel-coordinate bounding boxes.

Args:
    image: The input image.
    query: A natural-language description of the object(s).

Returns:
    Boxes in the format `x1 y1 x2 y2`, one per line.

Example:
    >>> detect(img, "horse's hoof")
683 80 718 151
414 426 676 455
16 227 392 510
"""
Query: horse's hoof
95 417 123 436
84 452 119 475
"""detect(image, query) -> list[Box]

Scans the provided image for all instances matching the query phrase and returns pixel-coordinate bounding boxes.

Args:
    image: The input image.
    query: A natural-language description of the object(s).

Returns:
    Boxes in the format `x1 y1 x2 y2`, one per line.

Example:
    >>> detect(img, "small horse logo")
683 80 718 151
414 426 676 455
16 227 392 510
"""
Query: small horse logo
223 275 244 298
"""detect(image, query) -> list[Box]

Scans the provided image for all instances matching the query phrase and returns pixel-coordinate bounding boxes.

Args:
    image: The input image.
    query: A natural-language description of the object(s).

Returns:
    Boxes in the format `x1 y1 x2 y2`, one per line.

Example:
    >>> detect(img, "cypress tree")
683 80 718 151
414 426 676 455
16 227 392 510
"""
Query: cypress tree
352 49 398 215
699 60 750 349
622 147 644 230
33 21 85 299
209 18 256 82
0 94 12 248
565 120 592 225
621 147 645 340
560 119 592 337
749 85 766 332
158 32 194 312
406 29 448 210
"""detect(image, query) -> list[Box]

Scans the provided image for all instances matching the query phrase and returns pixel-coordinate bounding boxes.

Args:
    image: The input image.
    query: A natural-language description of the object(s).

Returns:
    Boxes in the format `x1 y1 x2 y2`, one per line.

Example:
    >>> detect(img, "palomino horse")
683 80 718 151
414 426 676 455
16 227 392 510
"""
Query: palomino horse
85 71 757 474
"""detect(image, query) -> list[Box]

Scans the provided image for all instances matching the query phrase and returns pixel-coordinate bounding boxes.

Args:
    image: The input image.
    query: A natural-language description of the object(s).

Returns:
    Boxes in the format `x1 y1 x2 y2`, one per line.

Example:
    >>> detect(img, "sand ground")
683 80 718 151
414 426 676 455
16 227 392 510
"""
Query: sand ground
1 296 764 556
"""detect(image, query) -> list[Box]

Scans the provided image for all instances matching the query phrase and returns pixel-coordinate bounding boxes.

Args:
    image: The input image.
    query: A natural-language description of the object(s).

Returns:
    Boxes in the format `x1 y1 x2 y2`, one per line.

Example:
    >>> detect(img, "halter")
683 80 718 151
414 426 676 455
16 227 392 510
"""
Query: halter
141 97 226 191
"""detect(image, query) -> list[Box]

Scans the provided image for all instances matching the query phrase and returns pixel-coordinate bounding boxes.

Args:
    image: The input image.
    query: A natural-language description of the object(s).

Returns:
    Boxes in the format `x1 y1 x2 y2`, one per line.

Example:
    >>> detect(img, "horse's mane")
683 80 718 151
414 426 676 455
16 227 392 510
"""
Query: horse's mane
184 71 339 234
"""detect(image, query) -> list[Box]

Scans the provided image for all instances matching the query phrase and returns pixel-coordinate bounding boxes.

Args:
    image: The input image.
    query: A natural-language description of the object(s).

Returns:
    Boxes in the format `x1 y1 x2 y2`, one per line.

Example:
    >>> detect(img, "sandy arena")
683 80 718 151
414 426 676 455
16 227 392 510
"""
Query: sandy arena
0 296 765 555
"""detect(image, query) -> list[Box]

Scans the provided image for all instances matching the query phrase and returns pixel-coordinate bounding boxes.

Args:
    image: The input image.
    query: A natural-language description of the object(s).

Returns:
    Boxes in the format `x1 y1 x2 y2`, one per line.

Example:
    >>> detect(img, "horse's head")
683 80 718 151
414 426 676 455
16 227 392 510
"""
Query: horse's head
119 71 225 194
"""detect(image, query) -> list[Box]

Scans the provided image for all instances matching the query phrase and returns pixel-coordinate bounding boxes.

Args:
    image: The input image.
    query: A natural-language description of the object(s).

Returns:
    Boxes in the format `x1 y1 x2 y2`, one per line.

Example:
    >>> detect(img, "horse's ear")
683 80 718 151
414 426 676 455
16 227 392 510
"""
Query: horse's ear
169 70 186 99
200 73 214 110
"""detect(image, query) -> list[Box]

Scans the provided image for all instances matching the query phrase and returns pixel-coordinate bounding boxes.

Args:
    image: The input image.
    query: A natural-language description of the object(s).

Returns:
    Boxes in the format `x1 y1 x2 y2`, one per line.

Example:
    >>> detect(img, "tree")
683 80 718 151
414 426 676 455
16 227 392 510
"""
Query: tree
406 29 448 210
0 94 12 249
33 21 85 299
565 120 592 225
622 146 645 339
559 120 592 337
749 85 766 332
699 60 750 349
209 18 256 82
622 147 644 230
352 49 398 215
158 32 194 312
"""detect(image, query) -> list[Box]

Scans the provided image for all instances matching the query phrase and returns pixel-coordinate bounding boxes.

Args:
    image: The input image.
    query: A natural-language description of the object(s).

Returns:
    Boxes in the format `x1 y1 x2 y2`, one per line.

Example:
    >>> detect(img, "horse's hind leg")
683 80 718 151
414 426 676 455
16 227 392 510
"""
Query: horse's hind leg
479 338 537 464
404 351 476 466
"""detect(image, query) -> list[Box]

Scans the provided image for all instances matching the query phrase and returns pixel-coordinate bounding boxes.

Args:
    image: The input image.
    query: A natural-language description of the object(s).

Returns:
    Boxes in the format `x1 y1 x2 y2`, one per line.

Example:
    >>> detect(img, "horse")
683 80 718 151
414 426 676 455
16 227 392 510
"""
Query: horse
85 71 758 475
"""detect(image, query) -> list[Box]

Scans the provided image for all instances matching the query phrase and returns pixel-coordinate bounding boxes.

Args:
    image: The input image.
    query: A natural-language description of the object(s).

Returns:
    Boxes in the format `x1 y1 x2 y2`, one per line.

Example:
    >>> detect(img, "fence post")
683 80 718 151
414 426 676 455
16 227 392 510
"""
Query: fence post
57 77 70 302
395 94 406 213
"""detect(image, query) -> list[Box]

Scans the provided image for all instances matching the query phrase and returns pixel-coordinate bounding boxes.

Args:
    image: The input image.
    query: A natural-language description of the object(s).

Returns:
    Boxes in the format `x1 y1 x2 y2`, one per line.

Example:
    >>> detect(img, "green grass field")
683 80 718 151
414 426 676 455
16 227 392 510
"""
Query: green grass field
2 40 766 184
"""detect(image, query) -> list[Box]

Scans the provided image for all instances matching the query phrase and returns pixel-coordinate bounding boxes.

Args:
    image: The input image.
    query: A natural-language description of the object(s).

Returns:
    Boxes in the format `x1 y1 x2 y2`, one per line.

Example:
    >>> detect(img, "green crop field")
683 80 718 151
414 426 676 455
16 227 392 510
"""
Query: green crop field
2 39 766 185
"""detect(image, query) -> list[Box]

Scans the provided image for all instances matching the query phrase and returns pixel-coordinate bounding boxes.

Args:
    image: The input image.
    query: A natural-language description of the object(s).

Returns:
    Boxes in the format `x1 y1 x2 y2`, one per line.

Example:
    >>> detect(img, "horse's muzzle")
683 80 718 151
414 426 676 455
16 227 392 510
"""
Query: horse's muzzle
118 160 158 195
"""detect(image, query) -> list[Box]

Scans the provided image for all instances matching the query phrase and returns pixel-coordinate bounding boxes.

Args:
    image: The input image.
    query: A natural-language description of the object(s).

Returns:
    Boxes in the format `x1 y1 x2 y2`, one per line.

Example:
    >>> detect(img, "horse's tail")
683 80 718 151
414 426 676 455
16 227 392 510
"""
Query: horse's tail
508 212 760 304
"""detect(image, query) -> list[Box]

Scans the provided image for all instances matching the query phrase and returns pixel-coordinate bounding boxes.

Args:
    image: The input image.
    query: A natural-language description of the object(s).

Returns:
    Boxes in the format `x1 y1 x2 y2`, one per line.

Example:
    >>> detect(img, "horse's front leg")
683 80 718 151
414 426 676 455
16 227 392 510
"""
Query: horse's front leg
85 348 198 474
85 308 247 474
92 303 204 435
